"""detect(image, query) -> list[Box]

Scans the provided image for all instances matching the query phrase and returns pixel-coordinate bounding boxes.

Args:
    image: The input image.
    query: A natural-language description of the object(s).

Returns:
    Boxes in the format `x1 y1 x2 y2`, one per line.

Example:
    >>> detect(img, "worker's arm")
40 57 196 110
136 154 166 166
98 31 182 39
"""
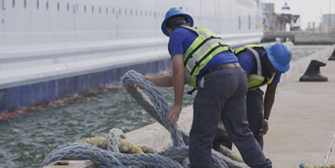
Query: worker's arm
260 82 278 136
144 72 173 87
168 54 185 124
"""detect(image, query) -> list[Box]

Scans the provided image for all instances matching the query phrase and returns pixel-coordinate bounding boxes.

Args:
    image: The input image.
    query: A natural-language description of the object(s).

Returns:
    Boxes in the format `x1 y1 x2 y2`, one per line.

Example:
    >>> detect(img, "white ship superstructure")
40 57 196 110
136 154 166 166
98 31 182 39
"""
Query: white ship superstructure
0 0 263 115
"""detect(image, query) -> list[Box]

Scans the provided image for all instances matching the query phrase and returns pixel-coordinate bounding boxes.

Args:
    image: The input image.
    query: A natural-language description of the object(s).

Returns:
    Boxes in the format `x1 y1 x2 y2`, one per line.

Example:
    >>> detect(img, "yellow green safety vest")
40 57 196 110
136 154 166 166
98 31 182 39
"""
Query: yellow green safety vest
180 26 233 89
234 45 274 91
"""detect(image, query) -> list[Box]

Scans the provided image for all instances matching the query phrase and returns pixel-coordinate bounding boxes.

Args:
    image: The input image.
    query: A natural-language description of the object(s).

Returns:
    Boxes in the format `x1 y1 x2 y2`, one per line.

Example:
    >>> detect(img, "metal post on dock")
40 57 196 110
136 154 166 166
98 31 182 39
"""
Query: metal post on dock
329 49 335 60
299 60 328 81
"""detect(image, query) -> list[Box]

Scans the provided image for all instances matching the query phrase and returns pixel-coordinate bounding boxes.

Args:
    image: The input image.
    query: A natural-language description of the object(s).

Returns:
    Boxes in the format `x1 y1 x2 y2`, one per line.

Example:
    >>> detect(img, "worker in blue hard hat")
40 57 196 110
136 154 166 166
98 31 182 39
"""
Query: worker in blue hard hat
143 7 272 168
222 43 292 150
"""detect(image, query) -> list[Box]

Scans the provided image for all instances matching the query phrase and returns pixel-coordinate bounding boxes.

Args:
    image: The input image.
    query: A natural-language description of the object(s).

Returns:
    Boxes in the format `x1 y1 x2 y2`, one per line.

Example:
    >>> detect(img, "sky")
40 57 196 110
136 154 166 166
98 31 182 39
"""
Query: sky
261 0 334 30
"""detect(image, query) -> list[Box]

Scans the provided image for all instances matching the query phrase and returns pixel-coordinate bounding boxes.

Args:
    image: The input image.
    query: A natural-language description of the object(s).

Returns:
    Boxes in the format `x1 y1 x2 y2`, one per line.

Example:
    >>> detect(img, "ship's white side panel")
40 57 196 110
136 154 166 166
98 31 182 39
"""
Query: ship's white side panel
0 0 263 86
0 0 263 113
1 0 262 46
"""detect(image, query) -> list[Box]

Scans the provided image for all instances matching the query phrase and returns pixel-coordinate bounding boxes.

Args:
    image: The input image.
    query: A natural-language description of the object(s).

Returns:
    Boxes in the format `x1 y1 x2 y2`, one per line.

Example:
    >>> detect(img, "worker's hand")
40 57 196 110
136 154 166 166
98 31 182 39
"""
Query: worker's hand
168 104 182 125
143 76 152 82
135 76 152 90
259 120 269 136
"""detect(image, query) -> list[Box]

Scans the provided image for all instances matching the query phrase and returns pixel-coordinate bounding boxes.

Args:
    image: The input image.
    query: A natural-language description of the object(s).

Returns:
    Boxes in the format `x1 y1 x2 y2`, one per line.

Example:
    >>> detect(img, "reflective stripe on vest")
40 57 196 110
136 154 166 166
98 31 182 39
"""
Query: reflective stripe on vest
235 45 274 90
180 26 232 88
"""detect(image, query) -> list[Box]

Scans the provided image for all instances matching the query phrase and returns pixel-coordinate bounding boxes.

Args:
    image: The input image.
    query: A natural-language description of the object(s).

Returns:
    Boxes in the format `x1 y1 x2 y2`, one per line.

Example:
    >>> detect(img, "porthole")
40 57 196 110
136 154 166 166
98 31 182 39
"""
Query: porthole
84 5 86 13
57 2 60 11
112 7 115 14
118 8 121 15
99 6 101 13
36 0 39 9
12 0 15 8
46 1 48 10
67 3 69 12
125 9 127 15
106 7 108 14
91 6 94 13
24 0 27 9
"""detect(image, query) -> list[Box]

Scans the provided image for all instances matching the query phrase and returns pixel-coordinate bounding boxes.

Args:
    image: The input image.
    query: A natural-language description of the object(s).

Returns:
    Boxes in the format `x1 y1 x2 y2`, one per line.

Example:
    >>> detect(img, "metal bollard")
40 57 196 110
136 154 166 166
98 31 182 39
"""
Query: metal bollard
299 60 328 82
328 48 335 60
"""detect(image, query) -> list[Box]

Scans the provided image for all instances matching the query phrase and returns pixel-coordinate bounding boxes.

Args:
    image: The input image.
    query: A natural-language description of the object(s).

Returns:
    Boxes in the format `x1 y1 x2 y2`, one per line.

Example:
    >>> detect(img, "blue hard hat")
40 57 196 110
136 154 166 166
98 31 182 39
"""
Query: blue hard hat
265 43 292 72
161 7 194 37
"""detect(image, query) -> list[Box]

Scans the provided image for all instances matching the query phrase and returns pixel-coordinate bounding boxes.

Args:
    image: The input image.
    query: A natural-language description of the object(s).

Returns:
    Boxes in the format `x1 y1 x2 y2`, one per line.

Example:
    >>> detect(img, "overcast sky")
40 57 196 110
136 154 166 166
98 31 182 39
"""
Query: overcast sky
261 0 334 30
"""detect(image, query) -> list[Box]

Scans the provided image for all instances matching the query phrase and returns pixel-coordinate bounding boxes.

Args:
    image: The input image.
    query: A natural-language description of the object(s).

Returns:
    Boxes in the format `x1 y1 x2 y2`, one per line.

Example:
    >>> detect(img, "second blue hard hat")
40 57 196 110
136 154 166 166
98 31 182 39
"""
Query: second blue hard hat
266 43 292 72
161 7 194 37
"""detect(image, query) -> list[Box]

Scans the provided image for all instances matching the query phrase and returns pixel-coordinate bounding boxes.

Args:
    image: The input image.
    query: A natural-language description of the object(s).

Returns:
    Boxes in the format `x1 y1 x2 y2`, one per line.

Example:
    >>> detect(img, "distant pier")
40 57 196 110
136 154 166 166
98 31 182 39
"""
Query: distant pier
262 31 335 45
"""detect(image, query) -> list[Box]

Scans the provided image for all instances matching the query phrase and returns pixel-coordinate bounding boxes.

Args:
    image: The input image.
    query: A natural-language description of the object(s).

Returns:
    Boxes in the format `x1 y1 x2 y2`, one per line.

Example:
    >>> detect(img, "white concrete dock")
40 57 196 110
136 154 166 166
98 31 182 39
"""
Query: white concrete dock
262 54 335 167
125 44 335 167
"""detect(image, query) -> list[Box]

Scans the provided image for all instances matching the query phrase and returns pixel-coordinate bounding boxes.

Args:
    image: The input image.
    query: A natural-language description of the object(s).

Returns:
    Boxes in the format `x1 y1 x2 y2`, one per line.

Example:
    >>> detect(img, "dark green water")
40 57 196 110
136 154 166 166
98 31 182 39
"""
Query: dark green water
0 44 330 168
0 85 195 168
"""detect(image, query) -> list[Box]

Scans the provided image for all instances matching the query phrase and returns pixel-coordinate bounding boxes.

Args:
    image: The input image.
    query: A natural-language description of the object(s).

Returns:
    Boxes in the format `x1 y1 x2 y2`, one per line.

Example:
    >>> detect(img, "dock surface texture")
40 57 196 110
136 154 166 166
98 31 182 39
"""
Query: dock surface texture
125 44 335 167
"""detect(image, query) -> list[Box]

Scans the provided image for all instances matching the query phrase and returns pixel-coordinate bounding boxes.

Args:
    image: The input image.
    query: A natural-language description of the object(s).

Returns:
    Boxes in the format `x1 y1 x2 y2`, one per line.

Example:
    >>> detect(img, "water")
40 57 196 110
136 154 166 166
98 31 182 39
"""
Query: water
0 85 196 168
285 42 329 61
0 44 331 168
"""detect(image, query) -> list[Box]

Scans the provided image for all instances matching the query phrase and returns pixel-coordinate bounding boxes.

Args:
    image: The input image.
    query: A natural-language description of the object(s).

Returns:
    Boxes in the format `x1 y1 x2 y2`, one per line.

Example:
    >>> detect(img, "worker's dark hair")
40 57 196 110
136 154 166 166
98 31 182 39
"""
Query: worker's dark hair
166 15 188 30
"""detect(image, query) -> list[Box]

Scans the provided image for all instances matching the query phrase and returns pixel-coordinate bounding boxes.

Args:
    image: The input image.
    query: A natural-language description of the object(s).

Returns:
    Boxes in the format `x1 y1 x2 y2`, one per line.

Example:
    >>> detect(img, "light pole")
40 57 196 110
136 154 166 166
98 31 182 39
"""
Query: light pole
329 0 331 31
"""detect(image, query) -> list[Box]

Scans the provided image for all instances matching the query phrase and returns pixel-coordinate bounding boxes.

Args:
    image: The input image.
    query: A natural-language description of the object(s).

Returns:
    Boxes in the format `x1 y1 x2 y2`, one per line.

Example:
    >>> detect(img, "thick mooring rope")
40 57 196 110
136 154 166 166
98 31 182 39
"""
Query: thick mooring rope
42 70 248 168
121 70 185 147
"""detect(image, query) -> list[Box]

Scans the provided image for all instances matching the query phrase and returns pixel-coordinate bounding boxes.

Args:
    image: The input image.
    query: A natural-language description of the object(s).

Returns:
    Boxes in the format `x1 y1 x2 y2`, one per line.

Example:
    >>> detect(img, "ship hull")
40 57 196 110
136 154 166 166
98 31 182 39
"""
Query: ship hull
0 0 263 116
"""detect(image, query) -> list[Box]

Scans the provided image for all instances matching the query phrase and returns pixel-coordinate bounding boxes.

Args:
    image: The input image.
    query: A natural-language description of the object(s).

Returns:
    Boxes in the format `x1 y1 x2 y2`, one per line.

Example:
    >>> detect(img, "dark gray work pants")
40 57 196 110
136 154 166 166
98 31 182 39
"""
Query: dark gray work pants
222 88 265 149
189 67 271 168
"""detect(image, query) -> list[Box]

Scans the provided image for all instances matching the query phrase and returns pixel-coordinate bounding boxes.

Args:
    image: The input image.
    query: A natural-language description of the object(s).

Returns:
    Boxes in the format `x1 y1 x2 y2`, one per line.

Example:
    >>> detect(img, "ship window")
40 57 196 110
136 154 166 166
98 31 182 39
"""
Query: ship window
73 4 78 14
24 0 26 9
141 10 142 16
57 2 60 11
248 15 251 29
154 12 156 18
84 5 86 13
12 0 15 8
99 6 101 14
239 16 241 30
106 7 108 14
118 8 121 15
67 3 69 12
130 9 132 16
125 9 127 15
150 11 151 17
145 11 147 16
92 6 94 13
112 7 115 14
46 1 48 10
36 0 39 10
136 10 137 16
